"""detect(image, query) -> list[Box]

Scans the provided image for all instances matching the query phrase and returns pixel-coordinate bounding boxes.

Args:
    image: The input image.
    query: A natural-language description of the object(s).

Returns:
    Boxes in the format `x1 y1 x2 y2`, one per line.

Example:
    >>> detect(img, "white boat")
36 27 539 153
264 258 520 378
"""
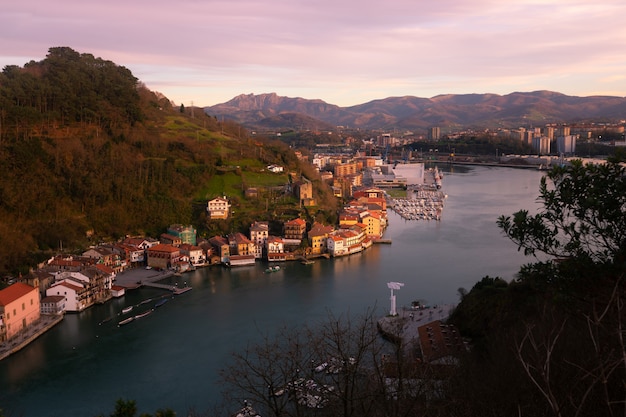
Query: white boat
118 316 135 326
265 265 281 273
121 306 133 314
134 309 153 319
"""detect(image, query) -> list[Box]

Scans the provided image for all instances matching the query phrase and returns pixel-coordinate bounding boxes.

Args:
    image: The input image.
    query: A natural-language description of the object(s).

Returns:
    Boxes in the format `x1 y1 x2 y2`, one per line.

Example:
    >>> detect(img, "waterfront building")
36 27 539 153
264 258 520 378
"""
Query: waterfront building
146 244 181 270
45 269 112 312
361 212 385 238
40 295 65 315
208 236 230 264
179 243 206 267
267 236 286 261
327 235 347 257
307 223 334 255
0 283 41 342
207 197 230 219
228 232 256 257
284 218 307 240
250 221 269 259
46 281 83 312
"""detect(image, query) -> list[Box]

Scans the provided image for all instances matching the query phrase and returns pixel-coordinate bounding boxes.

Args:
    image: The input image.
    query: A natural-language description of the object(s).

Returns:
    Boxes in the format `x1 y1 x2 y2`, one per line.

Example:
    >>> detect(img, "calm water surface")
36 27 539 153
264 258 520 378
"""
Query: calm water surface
0 165 544 416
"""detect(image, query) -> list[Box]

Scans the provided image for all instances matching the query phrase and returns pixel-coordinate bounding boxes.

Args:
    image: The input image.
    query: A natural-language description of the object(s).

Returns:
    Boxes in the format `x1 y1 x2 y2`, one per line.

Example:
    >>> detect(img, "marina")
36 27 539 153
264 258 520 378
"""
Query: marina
388 188 446 221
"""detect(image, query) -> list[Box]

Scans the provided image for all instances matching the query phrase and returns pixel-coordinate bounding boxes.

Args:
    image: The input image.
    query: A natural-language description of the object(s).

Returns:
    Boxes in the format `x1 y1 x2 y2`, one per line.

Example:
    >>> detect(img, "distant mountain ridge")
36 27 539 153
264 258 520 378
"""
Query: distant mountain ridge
205 91 626 131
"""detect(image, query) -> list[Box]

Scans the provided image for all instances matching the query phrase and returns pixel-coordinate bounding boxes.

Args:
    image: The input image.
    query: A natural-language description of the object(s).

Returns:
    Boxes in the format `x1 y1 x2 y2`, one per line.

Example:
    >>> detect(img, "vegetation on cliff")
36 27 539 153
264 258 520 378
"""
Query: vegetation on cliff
0 47 335 275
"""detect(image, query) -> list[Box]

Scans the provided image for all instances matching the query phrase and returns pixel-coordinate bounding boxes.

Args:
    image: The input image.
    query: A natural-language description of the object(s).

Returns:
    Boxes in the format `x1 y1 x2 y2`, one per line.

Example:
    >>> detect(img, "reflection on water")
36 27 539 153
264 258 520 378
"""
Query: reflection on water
0 165 545 417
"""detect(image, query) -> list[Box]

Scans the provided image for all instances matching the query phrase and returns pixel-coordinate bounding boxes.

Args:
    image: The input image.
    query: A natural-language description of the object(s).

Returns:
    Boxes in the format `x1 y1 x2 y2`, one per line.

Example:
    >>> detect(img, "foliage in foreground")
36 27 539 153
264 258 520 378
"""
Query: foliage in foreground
449 158 626 417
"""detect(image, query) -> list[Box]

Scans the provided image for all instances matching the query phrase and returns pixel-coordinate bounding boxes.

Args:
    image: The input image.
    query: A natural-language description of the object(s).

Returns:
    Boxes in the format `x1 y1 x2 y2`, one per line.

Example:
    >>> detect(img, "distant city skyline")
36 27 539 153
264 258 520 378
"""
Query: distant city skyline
2 1 625 107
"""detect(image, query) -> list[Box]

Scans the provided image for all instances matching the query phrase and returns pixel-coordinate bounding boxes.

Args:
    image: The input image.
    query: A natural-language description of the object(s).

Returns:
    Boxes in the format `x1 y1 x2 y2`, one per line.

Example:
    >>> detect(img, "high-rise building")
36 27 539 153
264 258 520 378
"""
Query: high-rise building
428 127 441 141
557 135 576 155
532 136 551 155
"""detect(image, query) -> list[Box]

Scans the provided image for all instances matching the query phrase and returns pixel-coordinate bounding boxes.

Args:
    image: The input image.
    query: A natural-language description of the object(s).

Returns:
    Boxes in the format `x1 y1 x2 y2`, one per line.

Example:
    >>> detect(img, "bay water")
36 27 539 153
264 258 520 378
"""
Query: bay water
0 165 544 416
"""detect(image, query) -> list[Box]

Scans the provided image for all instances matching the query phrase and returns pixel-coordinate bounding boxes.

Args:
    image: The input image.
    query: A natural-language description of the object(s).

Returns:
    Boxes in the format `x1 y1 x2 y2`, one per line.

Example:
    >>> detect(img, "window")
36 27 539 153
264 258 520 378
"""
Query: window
22 302 25 310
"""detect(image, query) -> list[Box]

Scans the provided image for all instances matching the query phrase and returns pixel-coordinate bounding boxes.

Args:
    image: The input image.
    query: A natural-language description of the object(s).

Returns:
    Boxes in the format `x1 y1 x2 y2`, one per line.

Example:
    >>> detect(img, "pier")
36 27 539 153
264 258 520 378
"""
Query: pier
377 304 455 357
114 268 191 294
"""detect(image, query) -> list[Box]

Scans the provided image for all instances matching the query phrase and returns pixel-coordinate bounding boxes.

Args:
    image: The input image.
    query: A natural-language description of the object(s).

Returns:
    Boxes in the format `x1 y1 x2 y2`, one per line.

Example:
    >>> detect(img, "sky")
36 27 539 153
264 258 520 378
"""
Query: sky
2 0 626 107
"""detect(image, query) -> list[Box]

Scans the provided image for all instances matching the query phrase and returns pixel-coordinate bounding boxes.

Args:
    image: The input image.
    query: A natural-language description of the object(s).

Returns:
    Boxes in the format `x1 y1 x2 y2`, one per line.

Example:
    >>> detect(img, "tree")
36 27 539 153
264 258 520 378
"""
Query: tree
219 309 427 417
491 160 626 417
497 160 626 266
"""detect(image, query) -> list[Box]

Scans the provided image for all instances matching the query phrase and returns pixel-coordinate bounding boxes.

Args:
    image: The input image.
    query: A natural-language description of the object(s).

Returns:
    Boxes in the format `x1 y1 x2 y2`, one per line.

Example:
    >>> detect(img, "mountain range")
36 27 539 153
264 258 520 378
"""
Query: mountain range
204 91 626 132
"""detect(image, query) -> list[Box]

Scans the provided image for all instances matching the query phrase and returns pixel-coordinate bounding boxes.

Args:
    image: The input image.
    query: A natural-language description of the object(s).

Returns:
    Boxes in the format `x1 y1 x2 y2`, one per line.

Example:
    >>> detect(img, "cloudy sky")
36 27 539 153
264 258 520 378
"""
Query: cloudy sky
2 0 625 107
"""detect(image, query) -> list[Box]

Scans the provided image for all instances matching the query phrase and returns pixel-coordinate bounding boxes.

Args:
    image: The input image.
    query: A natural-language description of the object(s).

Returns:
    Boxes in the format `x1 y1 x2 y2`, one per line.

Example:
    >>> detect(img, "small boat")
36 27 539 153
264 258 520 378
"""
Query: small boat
265 265 280 273
118 317 135 326
99 317 113 325
155 298 169 308
121 306 133 314
301 259 315 265
134 309 153 319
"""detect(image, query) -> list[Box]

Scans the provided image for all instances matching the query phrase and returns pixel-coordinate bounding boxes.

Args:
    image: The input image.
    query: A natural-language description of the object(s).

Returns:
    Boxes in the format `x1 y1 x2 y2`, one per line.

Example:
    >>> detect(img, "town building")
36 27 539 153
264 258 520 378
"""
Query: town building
40 295 65 315
250 221 269 259
167 224 197 245
266 236 286 262
284 218 307 240
417 320 466 364
160 233 182 246
179 243 206 267
45 268 112 312
307 222 335 255
228 232 256 257
146 244 181 270
208 236 230 264
207 197 230 219
0 283 41 342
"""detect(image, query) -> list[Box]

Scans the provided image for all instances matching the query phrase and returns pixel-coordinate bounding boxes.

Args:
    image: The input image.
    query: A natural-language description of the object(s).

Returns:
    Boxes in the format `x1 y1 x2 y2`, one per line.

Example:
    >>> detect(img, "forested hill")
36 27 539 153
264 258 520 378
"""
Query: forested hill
0 47 318 275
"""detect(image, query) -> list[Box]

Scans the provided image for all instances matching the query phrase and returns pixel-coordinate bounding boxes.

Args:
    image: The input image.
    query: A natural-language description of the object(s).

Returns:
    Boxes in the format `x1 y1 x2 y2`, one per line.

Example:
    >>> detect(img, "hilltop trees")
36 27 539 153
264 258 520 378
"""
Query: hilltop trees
0 48 325 275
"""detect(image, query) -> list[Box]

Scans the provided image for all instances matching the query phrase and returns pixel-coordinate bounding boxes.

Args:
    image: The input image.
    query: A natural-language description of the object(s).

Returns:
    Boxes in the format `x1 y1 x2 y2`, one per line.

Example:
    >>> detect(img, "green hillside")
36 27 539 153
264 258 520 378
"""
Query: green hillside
0 47 336 275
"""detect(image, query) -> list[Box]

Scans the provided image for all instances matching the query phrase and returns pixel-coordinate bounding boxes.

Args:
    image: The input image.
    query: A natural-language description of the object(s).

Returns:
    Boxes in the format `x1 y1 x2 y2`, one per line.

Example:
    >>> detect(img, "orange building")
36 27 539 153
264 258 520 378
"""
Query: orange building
0 283 41 342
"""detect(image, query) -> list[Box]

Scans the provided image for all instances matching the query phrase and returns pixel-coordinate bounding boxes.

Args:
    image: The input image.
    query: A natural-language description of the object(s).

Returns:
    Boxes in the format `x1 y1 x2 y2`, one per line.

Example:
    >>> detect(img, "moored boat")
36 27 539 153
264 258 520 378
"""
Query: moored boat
118 316 135 326
155 298 169 308
134 309 153 319
265 265 281 273
121 306 133 314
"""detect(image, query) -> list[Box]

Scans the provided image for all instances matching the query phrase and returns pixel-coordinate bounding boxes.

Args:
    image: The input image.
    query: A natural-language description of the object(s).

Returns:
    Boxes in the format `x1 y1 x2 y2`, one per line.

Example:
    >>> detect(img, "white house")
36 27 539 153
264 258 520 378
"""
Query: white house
267 164 284 173
327 235 348 257
207 197 230 219
179 243 206 267
46 281 85 312
266 236 286 261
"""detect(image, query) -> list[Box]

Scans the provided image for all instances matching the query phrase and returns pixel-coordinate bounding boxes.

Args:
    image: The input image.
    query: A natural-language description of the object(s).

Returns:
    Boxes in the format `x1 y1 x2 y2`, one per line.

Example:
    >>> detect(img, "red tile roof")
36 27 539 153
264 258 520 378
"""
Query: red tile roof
0 283 36 306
